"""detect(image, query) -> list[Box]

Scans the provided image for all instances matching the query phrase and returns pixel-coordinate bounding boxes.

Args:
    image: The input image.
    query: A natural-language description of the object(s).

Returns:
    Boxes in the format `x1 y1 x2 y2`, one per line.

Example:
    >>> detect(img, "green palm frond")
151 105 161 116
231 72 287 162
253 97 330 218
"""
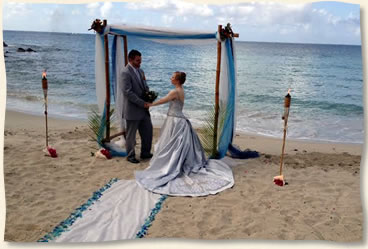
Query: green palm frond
198 103 228 158
87 106 117 147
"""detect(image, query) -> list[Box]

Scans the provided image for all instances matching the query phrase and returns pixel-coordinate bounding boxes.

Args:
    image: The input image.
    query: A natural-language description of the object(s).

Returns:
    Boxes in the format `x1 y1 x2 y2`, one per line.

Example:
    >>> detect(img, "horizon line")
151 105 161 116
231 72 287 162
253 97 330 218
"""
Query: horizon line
2 29 362 47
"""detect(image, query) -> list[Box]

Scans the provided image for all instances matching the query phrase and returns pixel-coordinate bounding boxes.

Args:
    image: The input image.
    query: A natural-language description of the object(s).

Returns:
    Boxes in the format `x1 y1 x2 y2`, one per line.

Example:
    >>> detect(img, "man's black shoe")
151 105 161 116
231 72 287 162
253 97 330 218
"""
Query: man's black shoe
140 153 153 159
127 157 140 164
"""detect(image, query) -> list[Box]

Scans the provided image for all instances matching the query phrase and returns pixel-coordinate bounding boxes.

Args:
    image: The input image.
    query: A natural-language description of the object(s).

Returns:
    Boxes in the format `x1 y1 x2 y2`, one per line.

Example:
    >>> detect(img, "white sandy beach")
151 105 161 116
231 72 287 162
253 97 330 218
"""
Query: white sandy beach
3 110 363 242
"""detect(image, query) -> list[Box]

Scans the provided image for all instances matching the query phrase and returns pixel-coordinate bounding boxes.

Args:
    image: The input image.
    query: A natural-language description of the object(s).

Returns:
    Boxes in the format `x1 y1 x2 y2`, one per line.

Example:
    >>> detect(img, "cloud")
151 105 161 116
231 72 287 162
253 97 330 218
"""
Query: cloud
125 0 213 31
214 2 360 44
87 2 100 9
218 2 310 26
3 2 32 19
101 2 113 18
2 1 361 44
87 2 100 16
72 9 81 16
161 14 174 26
127 0 213 17
48 7 70 32
128 0 168 10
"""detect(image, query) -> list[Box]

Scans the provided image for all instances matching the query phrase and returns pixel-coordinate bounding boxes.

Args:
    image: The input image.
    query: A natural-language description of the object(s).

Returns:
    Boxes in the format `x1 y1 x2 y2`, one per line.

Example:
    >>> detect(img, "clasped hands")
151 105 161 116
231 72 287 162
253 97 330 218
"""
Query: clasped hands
144 102 153 109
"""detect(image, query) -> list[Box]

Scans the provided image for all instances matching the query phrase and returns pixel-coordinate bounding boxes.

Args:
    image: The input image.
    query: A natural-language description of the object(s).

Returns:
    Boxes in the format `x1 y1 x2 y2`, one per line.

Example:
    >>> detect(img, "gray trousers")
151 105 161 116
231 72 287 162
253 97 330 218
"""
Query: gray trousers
125 114 153 159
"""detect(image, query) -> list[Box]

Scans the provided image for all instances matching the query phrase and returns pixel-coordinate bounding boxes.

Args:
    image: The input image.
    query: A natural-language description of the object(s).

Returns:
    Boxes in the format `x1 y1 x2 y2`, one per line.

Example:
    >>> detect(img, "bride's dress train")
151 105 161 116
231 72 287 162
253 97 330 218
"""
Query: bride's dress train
44 97 234 242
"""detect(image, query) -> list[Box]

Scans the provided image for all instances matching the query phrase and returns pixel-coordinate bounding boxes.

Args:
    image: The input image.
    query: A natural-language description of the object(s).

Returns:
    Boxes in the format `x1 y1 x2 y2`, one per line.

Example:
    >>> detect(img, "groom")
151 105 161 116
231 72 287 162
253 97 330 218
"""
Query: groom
120 49 153 164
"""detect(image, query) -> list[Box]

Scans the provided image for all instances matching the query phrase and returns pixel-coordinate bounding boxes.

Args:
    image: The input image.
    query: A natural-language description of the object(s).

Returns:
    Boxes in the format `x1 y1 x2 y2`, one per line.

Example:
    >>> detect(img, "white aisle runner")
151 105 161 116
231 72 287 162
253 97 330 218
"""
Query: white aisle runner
51 180 162 242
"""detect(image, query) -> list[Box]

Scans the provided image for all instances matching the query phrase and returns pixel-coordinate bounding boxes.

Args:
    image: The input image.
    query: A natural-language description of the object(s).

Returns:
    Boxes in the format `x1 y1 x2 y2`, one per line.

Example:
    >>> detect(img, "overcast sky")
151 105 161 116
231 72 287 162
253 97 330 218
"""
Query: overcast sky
2 0 361 45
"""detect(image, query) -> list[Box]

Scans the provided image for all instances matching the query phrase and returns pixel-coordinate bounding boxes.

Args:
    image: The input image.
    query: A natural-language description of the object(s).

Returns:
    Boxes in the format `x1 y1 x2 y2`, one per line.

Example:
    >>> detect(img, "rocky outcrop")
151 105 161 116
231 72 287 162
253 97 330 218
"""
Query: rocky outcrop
17 47 36 52
3 41 8 47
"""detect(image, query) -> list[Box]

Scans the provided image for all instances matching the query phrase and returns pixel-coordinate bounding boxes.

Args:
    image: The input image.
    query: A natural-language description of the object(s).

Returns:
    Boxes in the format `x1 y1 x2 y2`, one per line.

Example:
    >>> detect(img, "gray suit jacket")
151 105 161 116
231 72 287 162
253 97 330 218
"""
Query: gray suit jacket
120 64 149 120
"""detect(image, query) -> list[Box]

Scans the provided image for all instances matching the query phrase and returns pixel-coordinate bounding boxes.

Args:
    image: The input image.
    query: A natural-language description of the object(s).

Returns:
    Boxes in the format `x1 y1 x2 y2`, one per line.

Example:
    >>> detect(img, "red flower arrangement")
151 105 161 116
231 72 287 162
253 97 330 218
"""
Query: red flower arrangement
273 178 284 186
273 175 284 187
44 146 57 158
100 149 112 159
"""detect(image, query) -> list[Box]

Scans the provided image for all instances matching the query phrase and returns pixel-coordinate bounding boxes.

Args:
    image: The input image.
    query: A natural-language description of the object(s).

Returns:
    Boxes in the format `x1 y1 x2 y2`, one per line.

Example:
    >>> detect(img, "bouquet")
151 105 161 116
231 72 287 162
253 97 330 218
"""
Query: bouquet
142 90 158 103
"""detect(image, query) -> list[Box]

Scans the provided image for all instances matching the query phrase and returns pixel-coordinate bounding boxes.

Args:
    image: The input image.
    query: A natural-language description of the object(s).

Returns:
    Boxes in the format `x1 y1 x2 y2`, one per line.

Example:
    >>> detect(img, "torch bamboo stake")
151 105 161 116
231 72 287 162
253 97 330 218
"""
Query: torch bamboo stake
42 73 48 148
279 108 289 175
103 19 111 142
279 93 291 176
45 101 49 147
213 24 222 158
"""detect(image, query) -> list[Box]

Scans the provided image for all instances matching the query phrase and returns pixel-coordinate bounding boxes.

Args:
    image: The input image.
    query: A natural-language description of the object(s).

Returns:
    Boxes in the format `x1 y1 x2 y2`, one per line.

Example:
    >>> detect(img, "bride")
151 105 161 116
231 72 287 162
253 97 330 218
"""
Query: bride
135 71 234 197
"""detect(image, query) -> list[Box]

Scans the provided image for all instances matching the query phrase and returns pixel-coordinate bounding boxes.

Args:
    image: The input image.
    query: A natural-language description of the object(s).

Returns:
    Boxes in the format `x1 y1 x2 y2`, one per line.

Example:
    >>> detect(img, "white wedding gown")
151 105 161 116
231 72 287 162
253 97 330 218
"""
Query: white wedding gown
135 97 234 196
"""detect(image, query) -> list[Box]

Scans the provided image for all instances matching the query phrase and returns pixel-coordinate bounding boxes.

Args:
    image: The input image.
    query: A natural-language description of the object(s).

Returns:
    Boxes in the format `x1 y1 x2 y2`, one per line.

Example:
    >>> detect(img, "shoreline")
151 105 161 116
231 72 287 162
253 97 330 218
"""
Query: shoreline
5 109 362 156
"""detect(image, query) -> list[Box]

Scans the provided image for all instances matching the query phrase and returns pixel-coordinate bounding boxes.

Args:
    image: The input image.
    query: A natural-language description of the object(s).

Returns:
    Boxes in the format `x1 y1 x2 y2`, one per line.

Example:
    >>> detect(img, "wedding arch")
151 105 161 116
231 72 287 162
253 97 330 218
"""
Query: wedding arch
90 19 257 159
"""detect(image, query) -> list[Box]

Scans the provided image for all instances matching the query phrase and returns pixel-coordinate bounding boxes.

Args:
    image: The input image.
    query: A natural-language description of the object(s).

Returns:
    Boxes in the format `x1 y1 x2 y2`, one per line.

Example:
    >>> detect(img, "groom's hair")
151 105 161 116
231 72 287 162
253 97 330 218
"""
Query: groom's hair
128 49 142 60
175 71 186 85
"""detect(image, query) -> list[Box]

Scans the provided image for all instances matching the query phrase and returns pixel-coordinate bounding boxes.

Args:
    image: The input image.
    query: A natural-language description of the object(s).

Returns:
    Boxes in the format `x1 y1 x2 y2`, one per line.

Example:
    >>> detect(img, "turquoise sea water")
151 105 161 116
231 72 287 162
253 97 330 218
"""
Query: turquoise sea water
3 30 363 143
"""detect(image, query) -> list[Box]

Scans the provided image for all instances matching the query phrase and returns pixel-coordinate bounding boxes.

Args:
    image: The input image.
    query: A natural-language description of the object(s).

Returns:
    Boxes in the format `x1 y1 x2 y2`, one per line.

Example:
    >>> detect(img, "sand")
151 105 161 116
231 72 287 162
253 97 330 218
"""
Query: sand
3 110 363 242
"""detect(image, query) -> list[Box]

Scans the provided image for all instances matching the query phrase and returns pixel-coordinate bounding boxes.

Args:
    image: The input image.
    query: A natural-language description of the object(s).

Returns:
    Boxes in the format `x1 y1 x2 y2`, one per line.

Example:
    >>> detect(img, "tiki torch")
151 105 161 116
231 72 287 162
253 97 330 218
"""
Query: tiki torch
42 71 49 147
42 71 57 158
274 88 291 186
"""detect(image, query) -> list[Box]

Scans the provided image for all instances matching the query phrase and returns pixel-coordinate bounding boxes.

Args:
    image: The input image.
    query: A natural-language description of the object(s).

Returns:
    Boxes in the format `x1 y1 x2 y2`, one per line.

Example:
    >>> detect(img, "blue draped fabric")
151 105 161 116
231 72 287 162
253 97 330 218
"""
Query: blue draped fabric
111 35 117 102
109 27 216 40
217 39 259 159
217 39 236 158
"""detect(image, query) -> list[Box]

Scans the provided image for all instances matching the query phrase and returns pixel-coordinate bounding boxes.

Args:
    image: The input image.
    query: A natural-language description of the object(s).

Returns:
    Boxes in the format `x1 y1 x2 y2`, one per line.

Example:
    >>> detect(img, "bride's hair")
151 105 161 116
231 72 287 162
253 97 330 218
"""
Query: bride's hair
175 71 186 85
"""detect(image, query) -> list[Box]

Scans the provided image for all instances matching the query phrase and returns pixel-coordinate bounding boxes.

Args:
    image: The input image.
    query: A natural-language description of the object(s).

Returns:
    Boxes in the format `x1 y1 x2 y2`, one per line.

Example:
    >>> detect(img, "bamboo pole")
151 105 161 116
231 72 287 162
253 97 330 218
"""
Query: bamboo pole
279 92 291 175
103 19 111 142
45 102 48 147
42 74 48 147
279 108 289 175
213 25 222 158
123 35 128 66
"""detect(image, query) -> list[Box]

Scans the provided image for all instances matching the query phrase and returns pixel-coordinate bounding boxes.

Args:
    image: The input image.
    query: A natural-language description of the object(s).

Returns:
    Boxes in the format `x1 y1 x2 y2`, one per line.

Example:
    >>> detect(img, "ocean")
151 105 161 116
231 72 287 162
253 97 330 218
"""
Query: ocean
3 30 364 144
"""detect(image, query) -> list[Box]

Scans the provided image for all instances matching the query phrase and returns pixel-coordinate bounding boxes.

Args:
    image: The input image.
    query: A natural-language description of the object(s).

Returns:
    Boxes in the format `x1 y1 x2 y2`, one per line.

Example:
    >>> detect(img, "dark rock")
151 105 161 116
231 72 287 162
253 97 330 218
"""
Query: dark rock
3 41 8 47
17 48 26 52
26 48 36 52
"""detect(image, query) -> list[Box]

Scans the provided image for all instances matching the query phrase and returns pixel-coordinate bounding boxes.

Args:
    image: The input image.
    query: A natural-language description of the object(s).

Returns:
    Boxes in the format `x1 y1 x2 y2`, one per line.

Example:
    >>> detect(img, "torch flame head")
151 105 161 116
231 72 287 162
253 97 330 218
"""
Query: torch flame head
284 88 291 108
42 71 47 79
